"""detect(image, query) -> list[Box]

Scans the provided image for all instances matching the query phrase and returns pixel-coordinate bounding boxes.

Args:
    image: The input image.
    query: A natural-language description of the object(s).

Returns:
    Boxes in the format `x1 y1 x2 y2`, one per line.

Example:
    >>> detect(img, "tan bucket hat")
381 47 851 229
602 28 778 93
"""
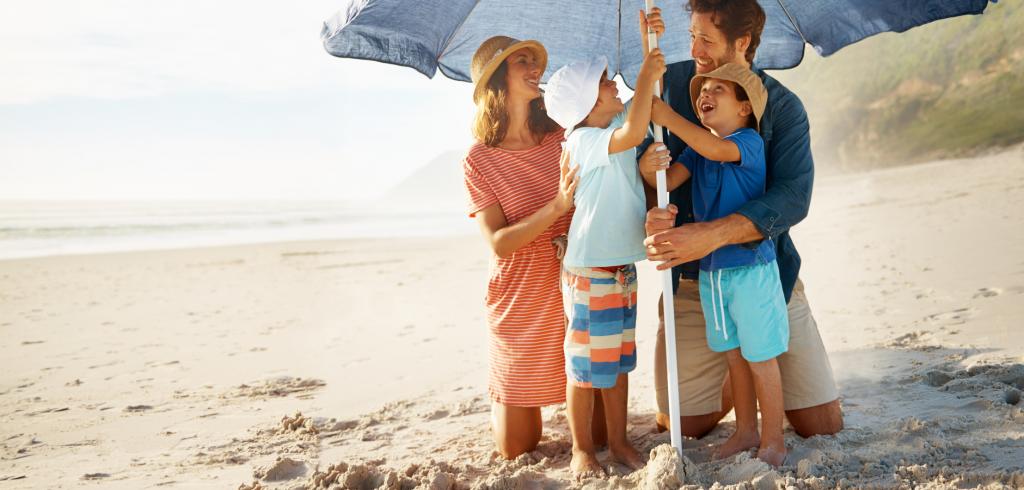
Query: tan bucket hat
689 63 767 131
471 36 547 104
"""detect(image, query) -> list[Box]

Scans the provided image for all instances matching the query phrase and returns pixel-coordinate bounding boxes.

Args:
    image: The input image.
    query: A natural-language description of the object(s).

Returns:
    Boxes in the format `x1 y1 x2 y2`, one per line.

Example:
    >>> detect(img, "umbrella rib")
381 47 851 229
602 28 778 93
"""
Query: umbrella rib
775 0 809 47
616 0 622 77
437 0 484 62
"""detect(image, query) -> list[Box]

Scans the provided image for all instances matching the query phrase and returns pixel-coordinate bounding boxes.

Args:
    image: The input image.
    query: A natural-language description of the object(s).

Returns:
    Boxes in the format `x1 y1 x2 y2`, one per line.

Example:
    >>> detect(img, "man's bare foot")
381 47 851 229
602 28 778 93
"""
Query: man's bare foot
570 448 605 479
714 430 760 460
609 440 645 471
756 440 787 467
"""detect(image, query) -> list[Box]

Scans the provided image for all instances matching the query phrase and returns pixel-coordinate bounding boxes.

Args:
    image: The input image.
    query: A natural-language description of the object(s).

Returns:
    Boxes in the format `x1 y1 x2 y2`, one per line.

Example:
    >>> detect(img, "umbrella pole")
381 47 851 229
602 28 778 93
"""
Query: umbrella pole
645 0 683 457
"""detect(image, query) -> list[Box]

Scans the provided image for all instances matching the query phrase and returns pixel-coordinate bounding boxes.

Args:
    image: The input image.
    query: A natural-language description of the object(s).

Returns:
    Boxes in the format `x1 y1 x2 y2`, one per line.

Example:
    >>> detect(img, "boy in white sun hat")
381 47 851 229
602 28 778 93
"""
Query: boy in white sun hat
542 48 665 477
643 63 789 467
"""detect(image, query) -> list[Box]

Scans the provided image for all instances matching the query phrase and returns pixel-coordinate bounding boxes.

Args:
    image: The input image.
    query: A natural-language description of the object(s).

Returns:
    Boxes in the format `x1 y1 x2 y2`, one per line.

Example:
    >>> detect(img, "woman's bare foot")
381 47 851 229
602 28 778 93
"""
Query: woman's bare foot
609 440 645 471
756 439 787 467
714 430 760 460
570 448 605 479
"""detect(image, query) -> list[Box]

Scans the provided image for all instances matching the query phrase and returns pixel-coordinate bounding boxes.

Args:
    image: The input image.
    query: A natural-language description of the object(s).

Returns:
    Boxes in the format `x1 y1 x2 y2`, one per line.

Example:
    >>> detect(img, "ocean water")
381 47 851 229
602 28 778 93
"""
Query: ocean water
0 200 475 260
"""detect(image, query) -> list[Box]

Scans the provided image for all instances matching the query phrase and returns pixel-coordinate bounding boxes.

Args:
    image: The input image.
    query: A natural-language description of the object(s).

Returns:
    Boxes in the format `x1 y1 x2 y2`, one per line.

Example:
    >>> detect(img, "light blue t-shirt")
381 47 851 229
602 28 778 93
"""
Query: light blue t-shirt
563 111 647 268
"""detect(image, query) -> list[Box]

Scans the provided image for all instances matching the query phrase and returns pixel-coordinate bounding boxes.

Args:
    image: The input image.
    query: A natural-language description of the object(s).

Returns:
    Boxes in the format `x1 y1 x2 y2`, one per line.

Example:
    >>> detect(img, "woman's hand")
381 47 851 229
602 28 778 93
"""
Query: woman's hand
639 143 671 182
552 148 579 215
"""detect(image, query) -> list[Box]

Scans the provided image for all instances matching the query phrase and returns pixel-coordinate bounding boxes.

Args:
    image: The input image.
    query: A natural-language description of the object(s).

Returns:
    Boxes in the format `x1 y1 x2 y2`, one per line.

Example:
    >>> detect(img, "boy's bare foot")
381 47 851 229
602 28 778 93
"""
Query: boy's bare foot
714 430 760 460
609 440 645 471
570 448 605 479
756 440 787 467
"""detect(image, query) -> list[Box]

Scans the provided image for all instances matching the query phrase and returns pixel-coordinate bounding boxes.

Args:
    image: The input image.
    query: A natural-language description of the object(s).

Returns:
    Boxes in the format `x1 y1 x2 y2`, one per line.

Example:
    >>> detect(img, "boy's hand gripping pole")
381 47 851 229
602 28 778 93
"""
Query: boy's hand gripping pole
645 0 683 457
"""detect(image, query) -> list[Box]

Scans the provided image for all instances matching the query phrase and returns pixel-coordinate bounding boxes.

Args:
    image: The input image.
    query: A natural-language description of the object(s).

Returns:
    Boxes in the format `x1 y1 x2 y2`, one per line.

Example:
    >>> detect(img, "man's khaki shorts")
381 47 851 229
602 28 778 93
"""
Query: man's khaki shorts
654 278 838 417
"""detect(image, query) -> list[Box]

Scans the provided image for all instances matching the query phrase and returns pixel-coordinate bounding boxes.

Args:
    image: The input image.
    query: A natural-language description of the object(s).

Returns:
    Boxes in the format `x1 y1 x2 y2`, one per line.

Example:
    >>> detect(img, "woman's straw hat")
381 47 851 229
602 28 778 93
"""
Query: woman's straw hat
471 36 547 104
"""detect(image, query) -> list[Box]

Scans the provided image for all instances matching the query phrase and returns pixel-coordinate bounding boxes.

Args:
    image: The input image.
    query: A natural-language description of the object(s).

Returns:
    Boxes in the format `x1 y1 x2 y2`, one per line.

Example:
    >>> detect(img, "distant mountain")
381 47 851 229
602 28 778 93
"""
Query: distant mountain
769 1 1023 172
385 149 465 211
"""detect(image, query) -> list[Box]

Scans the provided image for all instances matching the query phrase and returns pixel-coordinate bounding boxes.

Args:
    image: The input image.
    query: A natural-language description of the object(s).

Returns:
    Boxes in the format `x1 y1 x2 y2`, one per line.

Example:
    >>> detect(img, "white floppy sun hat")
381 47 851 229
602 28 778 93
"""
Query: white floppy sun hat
543 55 608 137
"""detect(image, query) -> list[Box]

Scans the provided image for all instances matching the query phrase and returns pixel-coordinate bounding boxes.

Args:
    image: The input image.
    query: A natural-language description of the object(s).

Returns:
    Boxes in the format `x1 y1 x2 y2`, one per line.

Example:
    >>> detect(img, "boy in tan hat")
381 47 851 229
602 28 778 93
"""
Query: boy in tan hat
643 63 789 467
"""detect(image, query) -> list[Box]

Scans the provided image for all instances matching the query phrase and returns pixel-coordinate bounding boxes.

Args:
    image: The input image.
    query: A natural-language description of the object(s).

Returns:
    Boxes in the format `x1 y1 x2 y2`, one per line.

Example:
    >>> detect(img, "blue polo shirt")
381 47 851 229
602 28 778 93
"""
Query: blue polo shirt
676 128 776 272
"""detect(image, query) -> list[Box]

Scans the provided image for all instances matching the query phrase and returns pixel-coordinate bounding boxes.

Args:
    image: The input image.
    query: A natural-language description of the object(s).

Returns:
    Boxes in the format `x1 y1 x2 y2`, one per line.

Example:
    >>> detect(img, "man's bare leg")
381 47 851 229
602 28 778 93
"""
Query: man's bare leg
786 399 843 437
656 372 734 438
491 402 542 459
749 358 786 467
600 374 644 470
716 349 760 459
567 383 604 478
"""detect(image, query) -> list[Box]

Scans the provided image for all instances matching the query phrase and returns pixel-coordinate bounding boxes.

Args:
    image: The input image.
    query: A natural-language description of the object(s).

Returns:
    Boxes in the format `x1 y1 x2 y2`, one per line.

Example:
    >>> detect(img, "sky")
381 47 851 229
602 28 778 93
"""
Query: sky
0 1 481 200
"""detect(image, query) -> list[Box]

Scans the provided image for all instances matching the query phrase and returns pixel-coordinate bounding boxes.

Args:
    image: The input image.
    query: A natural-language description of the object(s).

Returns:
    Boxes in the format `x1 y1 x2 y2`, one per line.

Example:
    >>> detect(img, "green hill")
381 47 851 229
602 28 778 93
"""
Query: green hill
769 1 1024 172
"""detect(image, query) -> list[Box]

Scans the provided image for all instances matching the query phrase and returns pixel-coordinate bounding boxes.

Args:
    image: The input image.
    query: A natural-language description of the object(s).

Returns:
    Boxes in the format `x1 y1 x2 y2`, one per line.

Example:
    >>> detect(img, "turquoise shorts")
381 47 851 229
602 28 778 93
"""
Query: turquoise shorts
698 260 789 362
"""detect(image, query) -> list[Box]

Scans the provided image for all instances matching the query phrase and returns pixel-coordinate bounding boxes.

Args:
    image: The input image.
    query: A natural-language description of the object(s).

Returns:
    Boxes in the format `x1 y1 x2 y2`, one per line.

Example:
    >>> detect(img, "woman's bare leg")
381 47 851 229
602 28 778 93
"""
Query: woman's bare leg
491 402 542 459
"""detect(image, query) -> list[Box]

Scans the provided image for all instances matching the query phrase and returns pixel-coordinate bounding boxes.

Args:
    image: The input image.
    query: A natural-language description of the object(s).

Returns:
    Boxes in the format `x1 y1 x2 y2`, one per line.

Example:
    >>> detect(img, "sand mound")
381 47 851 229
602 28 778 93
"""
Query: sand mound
305 460 461 489
255 457 307 482
279 412 319 436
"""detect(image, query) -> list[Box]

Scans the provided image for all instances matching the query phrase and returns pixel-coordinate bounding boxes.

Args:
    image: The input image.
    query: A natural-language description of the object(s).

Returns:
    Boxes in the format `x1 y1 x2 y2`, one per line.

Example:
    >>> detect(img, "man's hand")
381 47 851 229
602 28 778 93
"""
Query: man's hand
644 204 727 270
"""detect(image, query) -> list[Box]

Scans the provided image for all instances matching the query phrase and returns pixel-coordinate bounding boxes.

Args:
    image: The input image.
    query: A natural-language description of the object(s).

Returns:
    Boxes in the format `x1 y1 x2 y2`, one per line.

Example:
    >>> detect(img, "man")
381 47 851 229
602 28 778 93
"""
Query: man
641 0 843 440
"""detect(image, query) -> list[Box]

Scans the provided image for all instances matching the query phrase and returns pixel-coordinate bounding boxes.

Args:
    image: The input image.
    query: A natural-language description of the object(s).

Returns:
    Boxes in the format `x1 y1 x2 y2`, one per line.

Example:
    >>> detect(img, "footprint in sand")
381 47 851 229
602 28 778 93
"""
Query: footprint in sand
973 287 1002 298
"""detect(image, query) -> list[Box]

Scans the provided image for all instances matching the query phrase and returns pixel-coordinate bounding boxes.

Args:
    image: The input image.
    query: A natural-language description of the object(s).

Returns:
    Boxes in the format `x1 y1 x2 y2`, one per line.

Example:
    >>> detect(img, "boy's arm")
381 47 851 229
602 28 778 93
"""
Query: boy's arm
609 49 666 154
665 163 691 191
652 99 740 162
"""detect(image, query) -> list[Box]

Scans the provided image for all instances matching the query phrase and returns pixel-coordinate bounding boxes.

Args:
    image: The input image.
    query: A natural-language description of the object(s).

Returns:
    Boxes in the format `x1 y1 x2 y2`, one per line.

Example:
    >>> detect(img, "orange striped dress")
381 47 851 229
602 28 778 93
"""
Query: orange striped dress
463 131 571 407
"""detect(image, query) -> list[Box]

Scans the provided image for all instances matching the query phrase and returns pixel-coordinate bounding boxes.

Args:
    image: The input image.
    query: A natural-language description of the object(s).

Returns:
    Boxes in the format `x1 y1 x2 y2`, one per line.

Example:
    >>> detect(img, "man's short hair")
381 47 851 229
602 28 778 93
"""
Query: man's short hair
687 0 767 65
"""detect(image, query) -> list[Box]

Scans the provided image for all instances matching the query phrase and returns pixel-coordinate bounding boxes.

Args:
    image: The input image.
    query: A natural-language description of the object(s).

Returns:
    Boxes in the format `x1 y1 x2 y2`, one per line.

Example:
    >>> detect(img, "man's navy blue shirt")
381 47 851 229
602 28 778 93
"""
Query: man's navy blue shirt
642 60 814 303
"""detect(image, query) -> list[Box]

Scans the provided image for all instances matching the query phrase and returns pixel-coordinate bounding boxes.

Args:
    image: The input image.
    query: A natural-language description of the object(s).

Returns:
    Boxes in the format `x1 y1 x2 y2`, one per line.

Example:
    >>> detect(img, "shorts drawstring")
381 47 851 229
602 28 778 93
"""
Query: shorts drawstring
717 270 728 341
613 267 635 309
708 270 728 341
710 270 722 336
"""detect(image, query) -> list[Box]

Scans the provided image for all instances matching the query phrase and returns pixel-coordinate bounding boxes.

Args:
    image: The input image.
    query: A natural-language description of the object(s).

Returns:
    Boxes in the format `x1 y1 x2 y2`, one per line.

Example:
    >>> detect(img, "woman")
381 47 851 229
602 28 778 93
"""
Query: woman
462 36 593 458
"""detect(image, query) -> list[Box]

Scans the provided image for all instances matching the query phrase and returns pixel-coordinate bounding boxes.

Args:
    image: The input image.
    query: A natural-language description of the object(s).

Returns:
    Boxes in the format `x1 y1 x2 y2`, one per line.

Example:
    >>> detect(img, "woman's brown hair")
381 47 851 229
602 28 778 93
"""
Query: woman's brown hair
471 62 560 147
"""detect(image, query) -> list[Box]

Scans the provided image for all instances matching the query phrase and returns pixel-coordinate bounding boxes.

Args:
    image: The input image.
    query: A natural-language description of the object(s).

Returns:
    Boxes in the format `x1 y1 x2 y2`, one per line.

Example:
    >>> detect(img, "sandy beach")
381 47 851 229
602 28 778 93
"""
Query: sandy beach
3 147 1024 489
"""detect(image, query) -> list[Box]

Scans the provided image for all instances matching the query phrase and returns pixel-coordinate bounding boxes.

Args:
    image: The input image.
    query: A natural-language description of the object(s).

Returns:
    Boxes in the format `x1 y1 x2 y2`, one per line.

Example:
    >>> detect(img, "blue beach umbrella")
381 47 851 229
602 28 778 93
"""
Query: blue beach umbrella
321 0 996 456
322 0 995 88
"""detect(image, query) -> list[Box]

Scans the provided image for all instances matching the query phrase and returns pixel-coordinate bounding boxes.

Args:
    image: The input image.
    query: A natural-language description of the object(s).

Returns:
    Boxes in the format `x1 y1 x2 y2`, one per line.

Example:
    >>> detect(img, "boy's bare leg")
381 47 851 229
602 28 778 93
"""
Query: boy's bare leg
716 349 760 459
592 391 608 447
749 358 787 466
491 402 542 459
567 383 604 478
600 373 644 470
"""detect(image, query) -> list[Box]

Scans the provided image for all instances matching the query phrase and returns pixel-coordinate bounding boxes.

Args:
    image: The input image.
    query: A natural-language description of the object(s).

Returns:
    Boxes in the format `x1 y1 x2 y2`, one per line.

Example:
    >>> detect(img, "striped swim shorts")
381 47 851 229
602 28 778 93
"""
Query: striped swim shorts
561 264 638 389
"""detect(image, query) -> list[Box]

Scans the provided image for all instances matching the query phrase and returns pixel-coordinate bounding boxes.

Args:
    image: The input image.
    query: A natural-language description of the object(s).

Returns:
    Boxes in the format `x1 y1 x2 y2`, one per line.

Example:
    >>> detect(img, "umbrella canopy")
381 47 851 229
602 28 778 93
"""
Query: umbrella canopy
322 0 994 87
